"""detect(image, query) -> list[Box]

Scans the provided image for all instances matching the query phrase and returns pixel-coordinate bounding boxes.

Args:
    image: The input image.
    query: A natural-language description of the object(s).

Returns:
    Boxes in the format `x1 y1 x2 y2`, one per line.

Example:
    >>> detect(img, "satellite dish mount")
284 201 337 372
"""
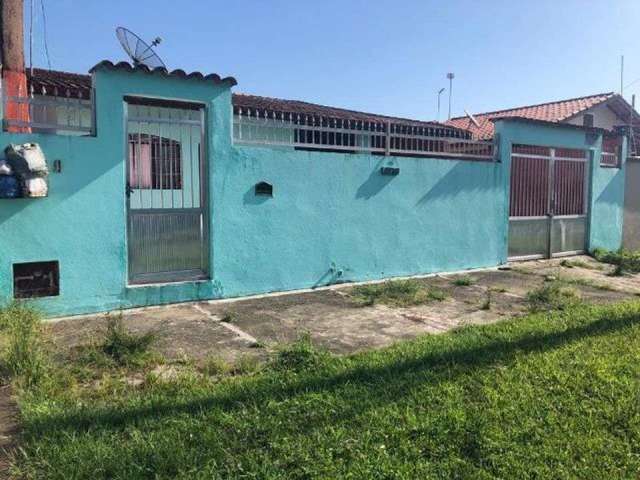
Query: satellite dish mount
116 27 166 69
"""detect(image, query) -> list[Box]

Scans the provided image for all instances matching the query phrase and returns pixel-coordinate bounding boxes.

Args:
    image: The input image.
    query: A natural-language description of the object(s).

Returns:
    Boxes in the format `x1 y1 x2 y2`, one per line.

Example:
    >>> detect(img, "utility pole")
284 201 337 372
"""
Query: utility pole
447 72 455 120
1 0 25 72
1 0 30 132
437 88 445 121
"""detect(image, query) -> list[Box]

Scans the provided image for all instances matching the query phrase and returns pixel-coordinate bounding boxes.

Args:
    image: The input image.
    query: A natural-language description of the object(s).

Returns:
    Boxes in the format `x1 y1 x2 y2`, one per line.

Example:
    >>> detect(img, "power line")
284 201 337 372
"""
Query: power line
28 0 34 75
39 0 51 70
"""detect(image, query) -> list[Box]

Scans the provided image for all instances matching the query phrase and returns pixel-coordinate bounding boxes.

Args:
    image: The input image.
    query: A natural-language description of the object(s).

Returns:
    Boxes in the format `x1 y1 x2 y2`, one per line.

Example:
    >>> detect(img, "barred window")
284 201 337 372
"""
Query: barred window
128 133 182 189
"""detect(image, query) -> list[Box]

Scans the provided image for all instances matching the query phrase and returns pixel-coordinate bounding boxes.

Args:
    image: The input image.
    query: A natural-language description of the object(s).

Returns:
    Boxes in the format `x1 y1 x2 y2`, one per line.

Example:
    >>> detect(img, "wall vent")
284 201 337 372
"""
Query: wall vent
13 261 60 299
255 182 273 197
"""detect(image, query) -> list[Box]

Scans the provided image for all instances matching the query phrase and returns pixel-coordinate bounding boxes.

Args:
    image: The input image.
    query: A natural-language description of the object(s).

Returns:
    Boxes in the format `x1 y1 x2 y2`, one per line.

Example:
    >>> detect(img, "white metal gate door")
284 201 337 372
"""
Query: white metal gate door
508 145 589 260
125 98 208 284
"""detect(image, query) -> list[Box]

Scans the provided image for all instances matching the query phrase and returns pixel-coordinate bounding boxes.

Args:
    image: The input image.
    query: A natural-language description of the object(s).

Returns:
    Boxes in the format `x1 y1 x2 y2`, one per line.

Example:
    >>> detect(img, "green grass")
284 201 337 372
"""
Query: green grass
562 276 618 292
4 302 640 478
351 279 448 307
0 302 46 387
100 315 158 366
480 289 492 310
200 355 232 377
526 281 581 312
560 258 603 270
452 275 474 287
592 248 640 275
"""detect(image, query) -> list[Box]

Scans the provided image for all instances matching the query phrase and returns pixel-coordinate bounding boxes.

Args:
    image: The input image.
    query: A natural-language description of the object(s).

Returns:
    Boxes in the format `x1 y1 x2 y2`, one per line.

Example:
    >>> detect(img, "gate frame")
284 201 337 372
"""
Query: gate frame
123 96 210 285
508 146 592 261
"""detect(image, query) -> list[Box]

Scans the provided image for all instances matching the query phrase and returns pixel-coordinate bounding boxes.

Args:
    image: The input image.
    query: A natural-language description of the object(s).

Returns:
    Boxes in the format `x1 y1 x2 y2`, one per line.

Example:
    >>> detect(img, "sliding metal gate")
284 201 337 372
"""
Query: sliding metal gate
508 144 589 260
125 99 208 284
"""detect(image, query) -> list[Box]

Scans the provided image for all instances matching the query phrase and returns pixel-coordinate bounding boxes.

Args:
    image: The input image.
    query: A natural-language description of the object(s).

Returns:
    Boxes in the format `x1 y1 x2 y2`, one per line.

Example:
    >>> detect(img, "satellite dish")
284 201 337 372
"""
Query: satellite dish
116 27 166 69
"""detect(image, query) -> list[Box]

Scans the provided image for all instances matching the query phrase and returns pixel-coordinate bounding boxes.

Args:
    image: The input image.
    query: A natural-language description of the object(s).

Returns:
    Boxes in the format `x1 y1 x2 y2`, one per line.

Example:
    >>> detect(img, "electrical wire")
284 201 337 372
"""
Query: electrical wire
40 0 51 70
28 0 34 75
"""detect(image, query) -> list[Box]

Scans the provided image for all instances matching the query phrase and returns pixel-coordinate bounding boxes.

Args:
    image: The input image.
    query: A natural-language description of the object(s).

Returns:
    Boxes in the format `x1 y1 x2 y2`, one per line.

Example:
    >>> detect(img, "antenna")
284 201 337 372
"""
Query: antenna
437 88 445 121
464 109 480 129
116 27 166 69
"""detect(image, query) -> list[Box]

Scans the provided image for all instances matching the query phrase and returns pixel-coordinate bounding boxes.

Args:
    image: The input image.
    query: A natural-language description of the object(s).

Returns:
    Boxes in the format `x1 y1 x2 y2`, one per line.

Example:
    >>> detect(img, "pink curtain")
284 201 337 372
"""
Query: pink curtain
129 142 152 188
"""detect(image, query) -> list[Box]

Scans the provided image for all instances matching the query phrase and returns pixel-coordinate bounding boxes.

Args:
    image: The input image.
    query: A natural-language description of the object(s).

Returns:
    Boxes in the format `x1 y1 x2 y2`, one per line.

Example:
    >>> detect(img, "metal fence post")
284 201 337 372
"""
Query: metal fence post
385 121 391 156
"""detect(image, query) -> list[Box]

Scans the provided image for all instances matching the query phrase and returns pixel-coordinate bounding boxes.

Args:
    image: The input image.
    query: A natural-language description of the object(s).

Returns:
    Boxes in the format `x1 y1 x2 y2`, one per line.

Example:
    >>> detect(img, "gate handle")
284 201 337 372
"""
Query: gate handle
126 183 134 198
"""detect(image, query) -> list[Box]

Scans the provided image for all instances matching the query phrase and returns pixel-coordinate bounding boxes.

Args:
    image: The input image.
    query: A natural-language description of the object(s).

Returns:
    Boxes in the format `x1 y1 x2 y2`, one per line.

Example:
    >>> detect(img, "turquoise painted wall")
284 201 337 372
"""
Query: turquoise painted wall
212 148 504 298
495 119 626 252
0 69 626 317
0 68 230 316
590 136 627 251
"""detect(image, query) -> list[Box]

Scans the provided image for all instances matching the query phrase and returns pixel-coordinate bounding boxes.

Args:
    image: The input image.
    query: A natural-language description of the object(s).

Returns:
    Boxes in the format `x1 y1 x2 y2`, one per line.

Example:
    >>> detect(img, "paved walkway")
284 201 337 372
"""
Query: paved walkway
48 256 637 363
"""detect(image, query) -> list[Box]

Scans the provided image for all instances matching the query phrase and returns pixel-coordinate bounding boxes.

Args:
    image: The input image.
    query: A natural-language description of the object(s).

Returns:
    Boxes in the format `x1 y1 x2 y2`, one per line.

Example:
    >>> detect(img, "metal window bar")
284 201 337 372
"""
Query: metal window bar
601 135 622 167
232 108 494 160
2 86 94 135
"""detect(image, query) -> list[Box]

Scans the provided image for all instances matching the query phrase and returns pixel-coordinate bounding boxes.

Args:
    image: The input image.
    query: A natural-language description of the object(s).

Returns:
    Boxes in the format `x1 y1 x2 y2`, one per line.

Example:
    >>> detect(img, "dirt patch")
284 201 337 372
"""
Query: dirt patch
0 385 19 479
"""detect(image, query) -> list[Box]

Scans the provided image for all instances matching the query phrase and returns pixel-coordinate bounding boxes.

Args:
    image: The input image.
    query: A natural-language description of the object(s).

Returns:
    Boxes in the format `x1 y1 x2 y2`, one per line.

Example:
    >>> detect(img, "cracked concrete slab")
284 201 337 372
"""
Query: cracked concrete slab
48 256 640 362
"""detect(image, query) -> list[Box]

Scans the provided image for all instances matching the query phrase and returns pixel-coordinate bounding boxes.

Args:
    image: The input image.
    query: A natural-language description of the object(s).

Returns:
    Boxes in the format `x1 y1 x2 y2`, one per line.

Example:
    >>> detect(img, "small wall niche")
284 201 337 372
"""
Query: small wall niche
13 261 60 299
380 166 400 176
255 181 273 197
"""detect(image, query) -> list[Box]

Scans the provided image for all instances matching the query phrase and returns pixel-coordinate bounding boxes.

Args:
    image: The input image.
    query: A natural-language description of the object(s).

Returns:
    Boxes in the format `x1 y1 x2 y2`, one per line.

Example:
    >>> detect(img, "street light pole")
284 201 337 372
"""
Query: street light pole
447 73 455 120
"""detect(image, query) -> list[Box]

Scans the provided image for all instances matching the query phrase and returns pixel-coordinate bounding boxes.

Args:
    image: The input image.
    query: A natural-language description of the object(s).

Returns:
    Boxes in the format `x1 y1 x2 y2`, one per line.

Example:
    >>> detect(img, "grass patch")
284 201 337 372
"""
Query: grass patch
6 301 640 478
452 275 474 287
0 302 46 387
201 355 232 377
480 289 492 310
560 258 602 270
272 334 328 372
351 279 448 307
231 354 261 375
220 311 237 323
563 276 618 292
100 315 157 366
592 248 640 275
526 281 581 312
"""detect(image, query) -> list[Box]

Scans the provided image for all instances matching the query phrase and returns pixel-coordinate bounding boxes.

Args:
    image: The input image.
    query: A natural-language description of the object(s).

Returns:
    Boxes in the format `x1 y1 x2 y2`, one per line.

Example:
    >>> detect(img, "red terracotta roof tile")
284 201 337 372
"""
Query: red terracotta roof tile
26 68 465 134
27 68 92 99
232 93 456 130
447 92 615 139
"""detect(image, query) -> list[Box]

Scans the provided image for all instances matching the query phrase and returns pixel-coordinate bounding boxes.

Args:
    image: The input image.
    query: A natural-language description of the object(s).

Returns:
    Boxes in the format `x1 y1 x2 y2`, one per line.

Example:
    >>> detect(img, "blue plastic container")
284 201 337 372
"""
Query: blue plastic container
0 175 21 198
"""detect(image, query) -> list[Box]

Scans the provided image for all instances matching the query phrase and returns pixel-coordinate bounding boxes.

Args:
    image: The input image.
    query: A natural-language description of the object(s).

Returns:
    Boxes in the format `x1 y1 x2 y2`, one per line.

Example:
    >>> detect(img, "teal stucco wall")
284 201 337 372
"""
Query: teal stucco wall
213 148 505 298
0 69 626 317
495 119 626 253
0 68 231 316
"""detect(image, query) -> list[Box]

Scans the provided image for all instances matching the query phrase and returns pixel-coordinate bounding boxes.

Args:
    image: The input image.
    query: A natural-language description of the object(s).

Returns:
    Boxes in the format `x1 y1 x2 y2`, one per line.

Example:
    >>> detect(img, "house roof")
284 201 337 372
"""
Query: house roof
26 67 465 134
232 93 455 130
27 68 92 99
447 92 616 139
29 67 629 141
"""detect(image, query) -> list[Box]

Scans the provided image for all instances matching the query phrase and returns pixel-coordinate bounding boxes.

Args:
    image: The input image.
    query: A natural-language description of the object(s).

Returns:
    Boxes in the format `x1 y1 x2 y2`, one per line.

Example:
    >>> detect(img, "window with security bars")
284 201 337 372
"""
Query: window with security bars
601 135 621 168
128 133 182 189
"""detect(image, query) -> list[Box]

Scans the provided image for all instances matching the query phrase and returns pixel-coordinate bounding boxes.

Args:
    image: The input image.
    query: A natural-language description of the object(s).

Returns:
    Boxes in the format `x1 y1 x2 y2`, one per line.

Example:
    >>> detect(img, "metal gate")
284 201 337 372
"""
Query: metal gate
125 98 208 284
508 144 589 260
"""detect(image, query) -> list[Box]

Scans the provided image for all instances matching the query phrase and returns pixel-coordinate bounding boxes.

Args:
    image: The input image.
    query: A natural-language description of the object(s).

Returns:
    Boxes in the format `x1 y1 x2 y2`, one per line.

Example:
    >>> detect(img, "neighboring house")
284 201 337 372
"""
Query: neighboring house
447 92 638 142
0 64 630 317
447 93 640 252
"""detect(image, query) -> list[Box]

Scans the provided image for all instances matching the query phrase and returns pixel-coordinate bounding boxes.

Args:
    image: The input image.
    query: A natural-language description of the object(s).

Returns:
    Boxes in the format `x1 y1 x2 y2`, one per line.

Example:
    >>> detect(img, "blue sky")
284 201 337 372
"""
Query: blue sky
25 0 640 121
